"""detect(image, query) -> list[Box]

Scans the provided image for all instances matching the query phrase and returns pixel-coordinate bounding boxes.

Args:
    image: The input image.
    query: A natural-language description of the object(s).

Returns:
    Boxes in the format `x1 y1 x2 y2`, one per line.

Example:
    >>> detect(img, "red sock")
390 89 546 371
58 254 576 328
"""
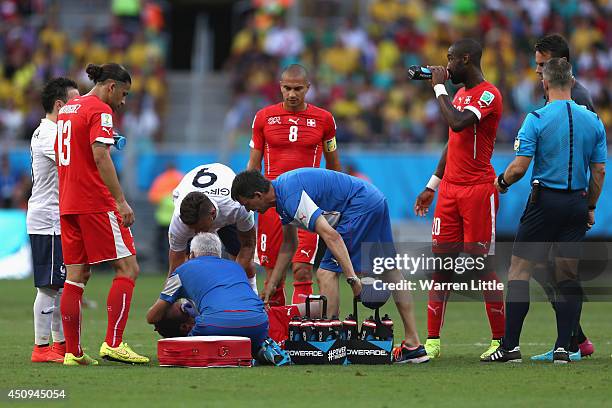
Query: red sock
292 281 313 304
105 277 135 348
60 281 84 356
427 272 451 338
480 271 505 338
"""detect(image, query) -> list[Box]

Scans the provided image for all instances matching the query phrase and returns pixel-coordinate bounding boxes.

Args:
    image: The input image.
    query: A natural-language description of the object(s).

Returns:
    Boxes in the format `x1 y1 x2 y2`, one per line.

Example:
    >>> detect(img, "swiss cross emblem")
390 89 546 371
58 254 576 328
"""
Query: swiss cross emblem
268 116 281 125
464 96 471 104
307 118 316 127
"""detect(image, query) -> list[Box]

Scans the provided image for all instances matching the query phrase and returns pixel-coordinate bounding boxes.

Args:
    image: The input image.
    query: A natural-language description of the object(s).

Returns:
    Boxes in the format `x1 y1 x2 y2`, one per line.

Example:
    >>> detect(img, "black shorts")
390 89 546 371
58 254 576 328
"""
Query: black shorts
29 234 66 288
513 187 588 262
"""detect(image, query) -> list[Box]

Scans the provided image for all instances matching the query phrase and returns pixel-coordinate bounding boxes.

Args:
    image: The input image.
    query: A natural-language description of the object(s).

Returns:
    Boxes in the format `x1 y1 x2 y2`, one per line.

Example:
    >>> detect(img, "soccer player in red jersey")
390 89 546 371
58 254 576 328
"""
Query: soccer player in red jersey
413 39 505 360
247 64 341 306
56 63 148 365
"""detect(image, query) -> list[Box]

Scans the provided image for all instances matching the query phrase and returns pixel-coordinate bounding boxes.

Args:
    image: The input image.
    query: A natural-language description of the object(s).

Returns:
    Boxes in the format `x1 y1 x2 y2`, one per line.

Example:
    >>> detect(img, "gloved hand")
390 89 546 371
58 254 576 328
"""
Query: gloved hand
180 299 198 318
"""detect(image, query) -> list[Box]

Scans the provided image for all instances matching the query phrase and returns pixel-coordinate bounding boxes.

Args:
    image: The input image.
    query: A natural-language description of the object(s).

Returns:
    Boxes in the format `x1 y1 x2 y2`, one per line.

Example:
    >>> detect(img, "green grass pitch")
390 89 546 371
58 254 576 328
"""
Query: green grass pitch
1 273 610 408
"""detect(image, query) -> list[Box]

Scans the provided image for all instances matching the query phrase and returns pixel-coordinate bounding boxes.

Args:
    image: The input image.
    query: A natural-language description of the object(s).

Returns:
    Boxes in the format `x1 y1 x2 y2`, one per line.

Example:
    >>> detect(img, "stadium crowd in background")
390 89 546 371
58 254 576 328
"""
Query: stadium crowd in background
0 0 167 148
227 0 612 147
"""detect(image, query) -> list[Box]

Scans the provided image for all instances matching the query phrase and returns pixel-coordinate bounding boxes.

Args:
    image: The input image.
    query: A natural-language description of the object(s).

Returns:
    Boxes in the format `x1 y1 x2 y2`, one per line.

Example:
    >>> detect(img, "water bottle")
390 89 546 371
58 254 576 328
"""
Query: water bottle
360 316 377 341
113 133 127 150
300 318 314 342
407 65 449 81
315 319 333 341
379 314 394 341
330 316 343 340
288 316 302 342
342 313 358 341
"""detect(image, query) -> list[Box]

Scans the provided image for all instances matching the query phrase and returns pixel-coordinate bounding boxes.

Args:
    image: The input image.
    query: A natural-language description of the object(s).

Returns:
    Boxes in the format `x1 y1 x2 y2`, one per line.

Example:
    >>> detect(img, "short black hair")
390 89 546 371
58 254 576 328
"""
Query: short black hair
179 192 214 225
231 170 271 201
86 63 132 84
154 318 184 338
534 34 570 62
450 38 482 67
41 77 78 113
281 64 309 80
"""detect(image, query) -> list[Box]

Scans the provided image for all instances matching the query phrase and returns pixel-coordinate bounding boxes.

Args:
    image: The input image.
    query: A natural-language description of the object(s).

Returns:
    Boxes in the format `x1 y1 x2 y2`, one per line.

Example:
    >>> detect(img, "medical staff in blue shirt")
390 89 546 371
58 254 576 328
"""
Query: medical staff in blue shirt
231 168 430 364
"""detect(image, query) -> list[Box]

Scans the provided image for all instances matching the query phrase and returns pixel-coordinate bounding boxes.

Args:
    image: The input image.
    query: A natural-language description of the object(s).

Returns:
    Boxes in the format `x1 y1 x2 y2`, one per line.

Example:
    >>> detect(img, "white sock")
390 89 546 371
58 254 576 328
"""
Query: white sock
33 287 58 345
51 288 64 343
248 275 258 294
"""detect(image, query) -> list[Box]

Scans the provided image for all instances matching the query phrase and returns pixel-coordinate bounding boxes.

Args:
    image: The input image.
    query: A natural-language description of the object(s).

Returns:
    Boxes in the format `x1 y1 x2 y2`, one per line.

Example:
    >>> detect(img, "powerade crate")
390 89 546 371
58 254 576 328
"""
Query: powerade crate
284 295 347 365
158 336 252 368
345 298 393 365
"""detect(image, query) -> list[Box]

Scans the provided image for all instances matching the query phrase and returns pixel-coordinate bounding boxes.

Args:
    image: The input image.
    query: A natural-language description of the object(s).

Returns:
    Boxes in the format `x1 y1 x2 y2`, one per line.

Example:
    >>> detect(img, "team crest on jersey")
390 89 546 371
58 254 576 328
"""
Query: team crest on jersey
101 113 113 128
477 91 495 108
268 116 281 125
464 96 472 104
307 118 316 127
514 138 520 152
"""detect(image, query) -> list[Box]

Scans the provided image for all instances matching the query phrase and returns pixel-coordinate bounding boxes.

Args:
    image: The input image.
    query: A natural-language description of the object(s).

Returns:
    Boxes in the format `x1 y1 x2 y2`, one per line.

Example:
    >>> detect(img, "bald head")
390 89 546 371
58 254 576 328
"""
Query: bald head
279 64 310 111
281 64 309 82
450 39 482 67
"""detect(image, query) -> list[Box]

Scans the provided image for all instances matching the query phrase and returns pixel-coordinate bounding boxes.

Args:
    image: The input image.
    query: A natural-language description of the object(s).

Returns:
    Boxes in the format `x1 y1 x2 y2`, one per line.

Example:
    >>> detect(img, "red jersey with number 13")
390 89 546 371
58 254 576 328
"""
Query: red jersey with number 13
444 81 502 185
250 103 336 180
56 94 116 215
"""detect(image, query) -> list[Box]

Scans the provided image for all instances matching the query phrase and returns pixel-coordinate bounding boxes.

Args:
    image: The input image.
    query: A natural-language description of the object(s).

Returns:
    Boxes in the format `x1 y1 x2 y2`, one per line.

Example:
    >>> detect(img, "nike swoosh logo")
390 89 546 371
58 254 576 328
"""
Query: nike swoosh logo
112 348 130 357
41 307 55 315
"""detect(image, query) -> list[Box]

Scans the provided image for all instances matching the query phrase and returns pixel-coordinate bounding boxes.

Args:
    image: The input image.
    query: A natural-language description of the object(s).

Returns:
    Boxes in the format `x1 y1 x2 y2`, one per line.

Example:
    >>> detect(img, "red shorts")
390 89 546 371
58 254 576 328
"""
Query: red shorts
267 305 300 344
256 207 319 267
60 211 137 265
432 180 498 255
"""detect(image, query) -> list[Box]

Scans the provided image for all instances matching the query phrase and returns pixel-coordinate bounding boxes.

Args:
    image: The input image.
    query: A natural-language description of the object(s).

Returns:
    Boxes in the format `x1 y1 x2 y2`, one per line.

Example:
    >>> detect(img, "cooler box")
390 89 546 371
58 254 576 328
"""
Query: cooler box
158 336 252 368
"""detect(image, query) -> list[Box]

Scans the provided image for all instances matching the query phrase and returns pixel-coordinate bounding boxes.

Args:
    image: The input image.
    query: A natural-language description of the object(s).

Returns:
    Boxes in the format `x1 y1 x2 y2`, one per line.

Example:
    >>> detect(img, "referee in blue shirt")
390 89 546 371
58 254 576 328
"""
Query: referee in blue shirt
484 58 607 364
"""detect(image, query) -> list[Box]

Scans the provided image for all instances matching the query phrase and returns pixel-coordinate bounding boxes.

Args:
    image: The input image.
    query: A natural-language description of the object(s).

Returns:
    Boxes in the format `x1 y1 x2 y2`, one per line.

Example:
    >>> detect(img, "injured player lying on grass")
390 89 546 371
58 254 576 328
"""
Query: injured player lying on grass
146 232 322 365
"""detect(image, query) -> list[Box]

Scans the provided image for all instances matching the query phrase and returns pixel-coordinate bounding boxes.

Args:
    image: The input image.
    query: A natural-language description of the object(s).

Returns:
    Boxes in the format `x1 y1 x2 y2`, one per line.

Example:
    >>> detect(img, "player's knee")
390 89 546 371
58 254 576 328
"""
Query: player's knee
292 264 312 282
66 265 90 284
114 257 140 280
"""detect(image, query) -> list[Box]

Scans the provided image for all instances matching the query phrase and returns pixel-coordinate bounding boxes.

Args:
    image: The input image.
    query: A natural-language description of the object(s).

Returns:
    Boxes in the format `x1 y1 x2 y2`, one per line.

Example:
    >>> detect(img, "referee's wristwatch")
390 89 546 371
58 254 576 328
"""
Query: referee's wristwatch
346 276 359 287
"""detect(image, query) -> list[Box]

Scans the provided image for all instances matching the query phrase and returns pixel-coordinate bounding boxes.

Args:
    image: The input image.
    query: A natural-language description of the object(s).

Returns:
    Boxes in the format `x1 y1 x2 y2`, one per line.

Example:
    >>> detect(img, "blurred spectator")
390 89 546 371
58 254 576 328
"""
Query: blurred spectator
263 15 304 59
226 1 612 147
123 92 160 150
147 163 183 269
0 1 167 146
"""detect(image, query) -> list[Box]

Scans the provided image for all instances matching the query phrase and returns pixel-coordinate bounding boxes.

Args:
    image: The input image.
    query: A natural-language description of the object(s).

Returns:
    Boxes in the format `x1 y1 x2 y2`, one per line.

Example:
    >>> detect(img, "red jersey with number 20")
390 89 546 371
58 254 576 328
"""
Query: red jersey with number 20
444 81 502 185
250 103 336 180
56 94 116 215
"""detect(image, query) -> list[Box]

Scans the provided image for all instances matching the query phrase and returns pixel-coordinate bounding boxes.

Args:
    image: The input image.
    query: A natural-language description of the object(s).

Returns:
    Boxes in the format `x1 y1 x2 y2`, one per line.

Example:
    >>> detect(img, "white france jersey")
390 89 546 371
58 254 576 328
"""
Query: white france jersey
168 163 255 251
26 118 60 235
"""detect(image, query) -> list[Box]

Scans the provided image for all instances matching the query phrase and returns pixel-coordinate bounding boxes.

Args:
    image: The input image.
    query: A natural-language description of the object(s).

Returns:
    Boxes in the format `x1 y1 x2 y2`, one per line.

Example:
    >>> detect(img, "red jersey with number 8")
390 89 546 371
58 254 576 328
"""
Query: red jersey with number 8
444 81 502 185
250 103 336 180
56 94 116 215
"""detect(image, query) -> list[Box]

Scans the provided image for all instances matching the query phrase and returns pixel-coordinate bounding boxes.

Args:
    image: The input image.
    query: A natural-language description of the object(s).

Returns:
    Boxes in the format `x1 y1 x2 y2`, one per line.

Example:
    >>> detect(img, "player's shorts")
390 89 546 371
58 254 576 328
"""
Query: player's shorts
190 321 269 355
513 187 588 262
29 234 66 288
60 211 136 265
432 180 499 255
267 305 300 344
257 207 319 267
320 198 396 275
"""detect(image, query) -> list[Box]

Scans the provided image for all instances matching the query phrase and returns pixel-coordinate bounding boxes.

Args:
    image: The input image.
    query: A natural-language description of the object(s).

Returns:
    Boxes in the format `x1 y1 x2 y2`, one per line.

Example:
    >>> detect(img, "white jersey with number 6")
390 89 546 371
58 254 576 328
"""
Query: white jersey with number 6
168 163 254 251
